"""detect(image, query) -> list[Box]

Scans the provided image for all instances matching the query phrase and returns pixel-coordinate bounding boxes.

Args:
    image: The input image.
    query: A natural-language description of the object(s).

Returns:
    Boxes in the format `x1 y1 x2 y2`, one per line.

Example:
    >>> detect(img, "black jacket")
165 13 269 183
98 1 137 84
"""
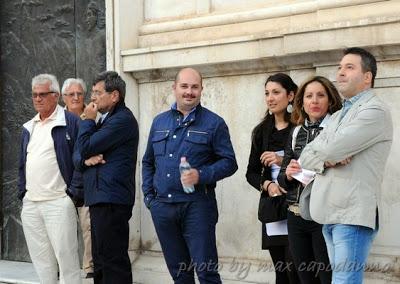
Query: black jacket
278 123 324 204
246 116 293 249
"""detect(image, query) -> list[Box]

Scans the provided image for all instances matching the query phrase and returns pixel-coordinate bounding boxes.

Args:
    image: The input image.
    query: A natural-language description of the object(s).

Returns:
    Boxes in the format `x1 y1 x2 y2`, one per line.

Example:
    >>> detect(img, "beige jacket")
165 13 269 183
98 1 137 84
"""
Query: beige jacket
300 89 393 229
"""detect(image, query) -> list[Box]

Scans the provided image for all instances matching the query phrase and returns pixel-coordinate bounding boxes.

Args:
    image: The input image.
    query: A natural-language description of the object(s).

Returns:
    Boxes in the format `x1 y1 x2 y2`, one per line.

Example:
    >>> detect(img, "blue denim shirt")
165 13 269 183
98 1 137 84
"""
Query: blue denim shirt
142 104 238 207
340 89 369 120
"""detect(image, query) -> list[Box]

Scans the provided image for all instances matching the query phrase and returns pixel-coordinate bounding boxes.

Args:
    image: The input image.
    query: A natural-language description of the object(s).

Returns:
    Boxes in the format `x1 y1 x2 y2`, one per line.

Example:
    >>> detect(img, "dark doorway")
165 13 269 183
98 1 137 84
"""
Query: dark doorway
0 0 106 261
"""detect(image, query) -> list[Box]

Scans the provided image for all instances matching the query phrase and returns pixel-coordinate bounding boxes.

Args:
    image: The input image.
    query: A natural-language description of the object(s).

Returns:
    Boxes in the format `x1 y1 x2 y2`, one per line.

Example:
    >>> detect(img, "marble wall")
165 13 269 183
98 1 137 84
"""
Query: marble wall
112 0 400 282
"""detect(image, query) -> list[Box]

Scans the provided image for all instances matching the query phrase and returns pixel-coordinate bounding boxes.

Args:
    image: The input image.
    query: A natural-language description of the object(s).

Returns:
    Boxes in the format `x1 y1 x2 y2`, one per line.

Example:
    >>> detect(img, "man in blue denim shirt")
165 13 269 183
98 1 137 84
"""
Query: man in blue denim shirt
142 67 238 284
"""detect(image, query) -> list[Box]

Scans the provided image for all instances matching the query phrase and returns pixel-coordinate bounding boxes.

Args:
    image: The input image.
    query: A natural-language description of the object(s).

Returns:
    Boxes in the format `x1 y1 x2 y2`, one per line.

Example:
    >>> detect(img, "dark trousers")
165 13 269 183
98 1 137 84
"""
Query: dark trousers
287 211 331 284
89 203 133 284
269 245 299 284
150 199 221 284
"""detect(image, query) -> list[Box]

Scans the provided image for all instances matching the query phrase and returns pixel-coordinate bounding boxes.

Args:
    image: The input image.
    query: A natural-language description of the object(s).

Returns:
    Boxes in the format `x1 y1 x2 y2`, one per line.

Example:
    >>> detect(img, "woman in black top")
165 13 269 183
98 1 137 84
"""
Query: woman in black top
246 73 299 284
278 76 342 283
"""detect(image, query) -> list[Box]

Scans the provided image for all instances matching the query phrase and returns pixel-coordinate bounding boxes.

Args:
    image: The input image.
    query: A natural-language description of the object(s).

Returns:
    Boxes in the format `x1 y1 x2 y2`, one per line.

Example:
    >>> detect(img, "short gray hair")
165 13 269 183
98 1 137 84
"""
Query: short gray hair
32 74 60 94
61 78 87 95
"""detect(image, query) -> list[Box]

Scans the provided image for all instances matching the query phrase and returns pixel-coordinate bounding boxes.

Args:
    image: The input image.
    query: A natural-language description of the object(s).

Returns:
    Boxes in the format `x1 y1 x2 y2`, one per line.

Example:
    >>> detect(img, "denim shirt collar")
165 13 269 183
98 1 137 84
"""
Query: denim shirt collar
343 88 371 110
171 102 200 122
340 88 371 121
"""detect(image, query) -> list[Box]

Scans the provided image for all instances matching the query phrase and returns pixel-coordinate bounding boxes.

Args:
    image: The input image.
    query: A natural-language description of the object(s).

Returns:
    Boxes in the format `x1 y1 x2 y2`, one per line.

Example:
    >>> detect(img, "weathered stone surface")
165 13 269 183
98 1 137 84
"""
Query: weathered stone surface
76 1 106 87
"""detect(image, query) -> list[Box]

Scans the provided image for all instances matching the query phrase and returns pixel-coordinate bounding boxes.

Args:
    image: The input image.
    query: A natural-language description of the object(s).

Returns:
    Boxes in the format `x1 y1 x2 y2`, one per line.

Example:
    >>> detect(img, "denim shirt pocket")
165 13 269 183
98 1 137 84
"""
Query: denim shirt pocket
152 130 169 156
186 130 208 144
184 130 210 160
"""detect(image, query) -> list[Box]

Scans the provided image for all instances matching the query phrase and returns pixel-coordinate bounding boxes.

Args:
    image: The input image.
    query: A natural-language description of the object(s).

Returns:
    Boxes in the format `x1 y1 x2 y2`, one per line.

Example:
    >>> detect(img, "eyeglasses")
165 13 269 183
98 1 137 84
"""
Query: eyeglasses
32 91 55 99
91 90 108 97
64 92 84 97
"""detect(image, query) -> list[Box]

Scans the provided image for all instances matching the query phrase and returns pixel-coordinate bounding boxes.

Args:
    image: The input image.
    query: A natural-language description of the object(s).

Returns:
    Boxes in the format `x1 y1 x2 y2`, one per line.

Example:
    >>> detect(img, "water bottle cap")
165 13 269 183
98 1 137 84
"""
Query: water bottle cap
180 157 186 162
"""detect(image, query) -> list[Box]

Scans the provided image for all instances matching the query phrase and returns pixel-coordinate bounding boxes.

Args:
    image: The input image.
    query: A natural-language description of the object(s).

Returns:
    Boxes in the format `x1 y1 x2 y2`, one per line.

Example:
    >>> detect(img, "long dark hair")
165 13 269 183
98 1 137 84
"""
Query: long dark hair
252 73 298 141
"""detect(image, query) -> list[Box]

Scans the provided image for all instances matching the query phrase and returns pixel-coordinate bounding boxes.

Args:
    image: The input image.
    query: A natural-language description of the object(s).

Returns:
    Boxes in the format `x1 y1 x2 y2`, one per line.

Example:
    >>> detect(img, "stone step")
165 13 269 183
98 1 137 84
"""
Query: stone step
0 260 93 284
1 259 399 284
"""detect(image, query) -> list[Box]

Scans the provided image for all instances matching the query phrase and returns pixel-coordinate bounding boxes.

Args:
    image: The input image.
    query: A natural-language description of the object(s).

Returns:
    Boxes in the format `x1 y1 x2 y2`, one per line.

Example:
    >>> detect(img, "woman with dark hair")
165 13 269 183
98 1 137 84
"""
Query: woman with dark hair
246 73 299 284
278 76 342 283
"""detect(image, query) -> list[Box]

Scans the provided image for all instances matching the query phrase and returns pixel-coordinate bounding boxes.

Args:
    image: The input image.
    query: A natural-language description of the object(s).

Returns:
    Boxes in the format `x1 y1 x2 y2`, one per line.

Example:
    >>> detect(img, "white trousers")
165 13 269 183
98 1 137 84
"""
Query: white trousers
21 196 81 284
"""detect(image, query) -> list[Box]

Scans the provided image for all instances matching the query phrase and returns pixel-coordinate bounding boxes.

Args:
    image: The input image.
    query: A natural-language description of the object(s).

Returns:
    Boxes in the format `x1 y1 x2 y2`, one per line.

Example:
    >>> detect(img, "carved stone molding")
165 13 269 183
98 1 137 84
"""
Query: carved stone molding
140 0 387 35
123 21 400 82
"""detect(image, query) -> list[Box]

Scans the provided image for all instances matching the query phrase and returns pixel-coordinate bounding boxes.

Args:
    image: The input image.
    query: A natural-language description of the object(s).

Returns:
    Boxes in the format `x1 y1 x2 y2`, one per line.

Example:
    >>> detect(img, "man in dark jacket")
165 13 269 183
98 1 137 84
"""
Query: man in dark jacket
142 67 238 284
19 74 82 283
74 71 139 283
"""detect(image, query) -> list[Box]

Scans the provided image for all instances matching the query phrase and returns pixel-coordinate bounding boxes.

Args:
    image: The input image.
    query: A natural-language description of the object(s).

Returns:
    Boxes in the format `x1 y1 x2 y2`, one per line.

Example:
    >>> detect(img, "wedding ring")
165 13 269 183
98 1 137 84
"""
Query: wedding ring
272 193 278 197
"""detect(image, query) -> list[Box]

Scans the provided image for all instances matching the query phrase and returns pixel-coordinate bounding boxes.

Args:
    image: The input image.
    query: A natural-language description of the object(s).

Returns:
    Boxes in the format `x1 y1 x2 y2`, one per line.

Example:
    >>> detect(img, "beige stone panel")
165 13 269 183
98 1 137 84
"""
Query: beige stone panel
372 86 400 255
138 16 290 48
196 0 211 15
204 74 266 259
288 12 318 34
211 0 304 14
135 7 400 57
376 60 400 80
139 0 386 36
107 0 143 252
124 37 284 73
138 0 394 46
289 69 317 86
284 21 400 55
314 65 341 83
138 81 175 252
316 0 400 28
144 0 197 21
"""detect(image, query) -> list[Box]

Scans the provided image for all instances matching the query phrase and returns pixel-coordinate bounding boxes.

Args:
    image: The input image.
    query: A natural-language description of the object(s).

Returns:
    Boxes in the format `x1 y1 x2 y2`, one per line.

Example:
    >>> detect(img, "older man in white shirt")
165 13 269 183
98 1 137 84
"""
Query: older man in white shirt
19 74 82 284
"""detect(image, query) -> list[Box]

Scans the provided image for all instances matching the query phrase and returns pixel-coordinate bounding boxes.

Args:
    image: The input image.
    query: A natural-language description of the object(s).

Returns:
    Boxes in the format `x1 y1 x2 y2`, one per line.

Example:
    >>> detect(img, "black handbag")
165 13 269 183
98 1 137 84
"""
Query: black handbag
256 120 288 223
258 191 287 223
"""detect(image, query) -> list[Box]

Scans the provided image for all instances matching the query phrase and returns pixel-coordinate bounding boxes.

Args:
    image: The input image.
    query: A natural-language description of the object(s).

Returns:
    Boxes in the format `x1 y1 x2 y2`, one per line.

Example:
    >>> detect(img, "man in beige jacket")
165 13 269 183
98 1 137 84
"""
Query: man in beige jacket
299 47 393 283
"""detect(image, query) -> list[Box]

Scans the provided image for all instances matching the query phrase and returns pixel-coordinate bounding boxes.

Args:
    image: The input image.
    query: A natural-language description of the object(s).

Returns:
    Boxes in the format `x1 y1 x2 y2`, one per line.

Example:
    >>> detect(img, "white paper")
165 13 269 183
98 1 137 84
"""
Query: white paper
291 168 316 185
266 220 288 236
291 159 316 185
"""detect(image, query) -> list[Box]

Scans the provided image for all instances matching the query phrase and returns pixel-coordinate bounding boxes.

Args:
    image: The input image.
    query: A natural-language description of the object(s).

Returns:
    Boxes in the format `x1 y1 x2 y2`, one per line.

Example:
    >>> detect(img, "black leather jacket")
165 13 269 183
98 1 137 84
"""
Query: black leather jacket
278 123 323 204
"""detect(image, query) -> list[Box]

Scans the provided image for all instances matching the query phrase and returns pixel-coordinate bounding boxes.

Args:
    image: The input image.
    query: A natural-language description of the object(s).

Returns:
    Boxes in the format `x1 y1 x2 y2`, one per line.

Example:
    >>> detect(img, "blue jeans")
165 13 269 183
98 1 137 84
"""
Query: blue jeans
150 199 221 284
322 224 377 284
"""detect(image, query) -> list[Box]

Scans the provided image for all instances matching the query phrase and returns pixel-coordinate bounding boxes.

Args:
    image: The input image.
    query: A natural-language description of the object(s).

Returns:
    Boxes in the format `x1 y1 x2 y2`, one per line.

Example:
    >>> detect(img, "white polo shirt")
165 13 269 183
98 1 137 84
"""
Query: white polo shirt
25 107 67 201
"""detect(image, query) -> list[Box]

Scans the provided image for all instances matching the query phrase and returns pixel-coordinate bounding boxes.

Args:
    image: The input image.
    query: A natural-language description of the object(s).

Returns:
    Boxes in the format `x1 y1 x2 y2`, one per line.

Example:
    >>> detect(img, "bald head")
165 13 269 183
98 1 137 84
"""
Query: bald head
175 68 203 86
173 67 203 115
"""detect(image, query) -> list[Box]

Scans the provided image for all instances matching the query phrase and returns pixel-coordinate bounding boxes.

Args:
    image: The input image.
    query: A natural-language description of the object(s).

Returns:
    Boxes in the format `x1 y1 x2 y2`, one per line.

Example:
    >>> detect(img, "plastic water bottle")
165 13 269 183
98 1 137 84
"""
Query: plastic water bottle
179 157 195 194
